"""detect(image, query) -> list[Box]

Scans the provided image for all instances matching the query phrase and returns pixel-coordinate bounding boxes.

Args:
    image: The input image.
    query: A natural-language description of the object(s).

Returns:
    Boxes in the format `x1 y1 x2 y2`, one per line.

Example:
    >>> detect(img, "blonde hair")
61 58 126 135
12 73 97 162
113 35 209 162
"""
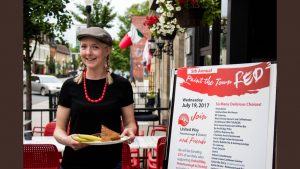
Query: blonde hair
74 70 113 85
74 70 84 84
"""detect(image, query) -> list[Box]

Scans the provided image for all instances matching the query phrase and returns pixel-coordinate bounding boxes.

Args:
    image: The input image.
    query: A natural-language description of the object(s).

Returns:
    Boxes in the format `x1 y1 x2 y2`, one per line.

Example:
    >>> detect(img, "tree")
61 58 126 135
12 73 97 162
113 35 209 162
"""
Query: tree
71 0 116 28
46 55 56 74
110 41 130 72
117 1 149 40
110 1 149 73
23 0 72 129
69 47 80 71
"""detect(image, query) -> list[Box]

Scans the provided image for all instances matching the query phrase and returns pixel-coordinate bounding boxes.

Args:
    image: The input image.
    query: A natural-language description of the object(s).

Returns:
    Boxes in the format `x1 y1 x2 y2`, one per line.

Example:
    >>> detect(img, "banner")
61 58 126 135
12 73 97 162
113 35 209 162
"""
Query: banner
119 24 144 49
165 62 277 169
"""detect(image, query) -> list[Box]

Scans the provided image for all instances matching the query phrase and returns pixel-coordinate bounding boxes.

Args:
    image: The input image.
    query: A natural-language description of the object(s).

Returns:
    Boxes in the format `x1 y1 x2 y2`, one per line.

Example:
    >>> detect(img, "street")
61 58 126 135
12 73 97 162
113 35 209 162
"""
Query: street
23 77 69 108
23 93 48 107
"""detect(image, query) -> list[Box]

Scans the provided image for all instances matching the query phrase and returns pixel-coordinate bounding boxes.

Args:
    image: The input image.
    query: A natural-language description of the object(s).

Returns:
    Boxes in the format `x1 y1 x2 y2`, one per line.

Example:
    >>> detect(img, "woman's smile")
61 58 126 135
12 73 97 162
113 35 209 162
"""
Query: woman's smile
85 57 97 62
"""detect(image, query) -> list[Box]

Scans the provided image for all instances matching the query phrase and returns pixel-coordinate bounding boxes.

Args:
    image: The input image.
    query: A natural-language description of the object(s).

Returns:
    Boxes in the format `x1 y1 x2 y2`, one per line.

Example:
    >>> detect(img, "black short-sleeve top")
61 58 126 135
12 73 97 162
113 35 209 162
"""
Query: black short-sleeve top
58 73 134 169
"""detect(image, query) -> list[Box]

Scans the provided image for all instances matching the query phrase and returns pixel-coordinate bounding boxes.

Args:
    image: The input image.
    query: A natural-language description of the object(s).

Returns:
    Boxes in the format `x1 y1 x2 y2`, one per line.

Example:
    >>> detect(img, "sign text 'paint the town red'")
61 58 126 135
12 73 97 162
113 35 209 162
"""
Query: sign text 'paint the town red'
177 62 270 97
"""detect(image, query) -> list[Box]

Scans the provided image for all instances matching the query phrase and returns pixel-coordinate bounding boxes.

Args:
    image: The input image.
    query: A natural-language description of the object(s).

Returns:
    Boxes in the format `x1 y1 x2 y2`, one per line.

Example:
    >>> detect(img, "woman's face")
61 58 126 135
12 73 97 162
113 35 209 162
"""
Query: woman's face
79 37 111 71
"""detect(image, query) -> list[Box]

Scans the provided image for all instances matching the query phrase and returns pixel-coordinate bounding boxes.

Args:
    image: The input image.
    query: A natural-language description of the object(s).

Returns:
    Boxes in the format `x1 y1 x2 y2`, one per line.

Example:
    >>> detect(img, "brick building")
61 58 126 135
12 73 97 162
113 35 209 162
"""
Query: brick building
131 16 151 82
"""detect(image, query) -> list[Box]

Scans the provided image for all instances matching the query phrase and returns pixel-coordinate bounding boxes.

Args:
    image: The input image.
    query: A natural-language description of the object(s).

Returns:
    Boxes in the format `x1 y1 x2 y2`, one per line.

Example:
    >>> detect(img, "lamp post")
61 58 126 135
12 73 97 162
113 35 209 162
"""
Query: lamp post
148 37 165 59
148 38 156 55
155 37 164 112
85 0 94 28
165 41 173 57
148 37 174 124
156 37 165 60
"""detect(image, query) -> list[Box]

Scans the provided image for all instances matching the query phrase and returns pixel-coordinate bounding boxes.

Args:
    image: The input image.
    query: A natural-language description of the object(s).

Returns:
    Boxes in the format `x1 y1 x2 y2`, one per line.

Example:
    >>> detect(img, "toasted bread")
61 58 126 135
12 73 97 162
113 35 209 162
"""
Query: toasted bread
100 125 121 142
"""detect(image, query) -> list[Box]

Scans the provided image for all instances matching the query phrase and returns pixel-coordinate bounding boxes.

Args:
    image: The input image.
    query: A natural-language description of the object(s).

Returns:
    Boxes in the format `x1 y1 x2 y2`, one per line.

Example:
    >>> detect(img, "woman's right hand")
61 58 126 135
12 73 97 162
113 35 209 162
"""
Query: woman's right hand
66 135 89 151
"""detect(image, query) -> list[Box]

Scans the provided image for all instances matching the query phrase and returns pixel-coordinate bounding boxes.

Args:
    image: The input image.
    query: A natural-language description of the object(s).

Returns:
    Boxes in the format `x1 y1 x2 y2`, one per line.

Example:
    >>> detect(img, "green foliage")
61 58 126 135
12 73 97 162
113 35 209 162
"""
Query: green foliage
71 0 116 28
175 0 221 26
147 90 156 99
73 55 81 71
23 0 72 111
24 0 72 44
110 41 130 71
75 55 82 70
69 47 81 70
110 1 149 73
56 37 70 48
117 1 149 41
46 56 56 74
204 55 212 65
70 46 79 53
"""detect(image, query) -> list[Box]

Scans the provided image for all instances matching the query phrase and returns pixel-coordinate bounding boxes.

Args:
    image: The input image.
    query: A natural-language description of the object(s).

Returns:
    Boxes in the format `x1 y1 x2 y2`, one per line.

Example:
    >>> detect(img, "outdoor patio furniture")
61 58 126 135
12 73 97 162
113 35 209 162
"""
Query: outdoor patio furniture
32 121 56 136
23 144 61 169
122 143 139 169
129 121 143 169
32 126 45 136
149 134 167 156
44 121 56 136
147 142 166 169
149 125 167 136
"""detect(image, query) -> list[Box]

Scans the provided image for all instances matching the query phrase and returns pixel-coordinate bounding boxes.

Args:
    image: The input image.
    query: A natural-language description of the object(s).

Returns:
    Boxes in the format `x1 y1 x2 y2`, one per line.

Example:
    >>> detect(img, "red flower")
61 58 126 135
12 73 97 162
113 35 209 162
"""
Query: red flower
190 0 198 6
143 15 159 28
176 0 199 8
177 0 186 5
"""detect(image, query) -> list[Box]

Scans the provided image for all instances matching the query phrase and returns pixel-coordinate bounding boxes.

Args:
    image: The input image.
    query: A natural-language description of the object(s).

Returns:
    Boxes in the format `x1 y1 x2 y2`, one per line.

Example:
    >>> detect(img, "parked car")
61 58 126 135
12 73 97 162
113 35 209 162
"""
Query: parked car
67 70 79 77
23 74 63 96
23 70 35 81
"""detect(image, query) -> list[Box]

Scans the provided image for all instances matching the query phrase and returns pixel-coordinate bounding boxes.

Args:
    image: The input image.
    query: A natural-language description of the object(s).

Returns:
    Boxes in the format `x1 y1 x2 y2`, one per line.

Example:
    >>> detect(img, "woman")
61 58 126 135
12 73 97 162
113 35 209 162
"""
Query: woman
54 27 137 169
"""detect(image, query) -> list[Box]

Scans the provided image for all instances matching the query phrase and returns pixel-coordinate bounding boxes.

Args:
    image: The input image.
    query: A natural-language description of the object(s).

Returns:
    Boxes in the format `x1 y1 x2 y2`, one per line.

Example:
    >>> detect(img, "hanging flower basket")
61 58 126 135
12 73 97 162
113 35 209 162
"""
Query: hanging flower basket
175 8 204 28
143 1 185 40
160 32 177 40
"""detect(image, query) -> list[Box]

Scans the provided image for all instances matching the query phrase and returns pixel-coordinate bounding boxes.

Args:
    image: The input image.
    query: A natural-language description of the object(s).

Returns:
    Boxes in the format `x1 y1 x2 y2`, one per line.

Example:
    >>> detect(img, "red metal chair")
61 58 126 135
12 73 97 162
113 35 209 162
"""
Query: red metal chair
148 136 166 157
149 125 167 136
144 137 166 169
149 126 167 157
32 126 45 136
44 122 56 136
122 143 139 169
121 120 143 169
129 121 144 169
32 121 57 136
155 137 166 151
147 142 166 169
23 144 61 169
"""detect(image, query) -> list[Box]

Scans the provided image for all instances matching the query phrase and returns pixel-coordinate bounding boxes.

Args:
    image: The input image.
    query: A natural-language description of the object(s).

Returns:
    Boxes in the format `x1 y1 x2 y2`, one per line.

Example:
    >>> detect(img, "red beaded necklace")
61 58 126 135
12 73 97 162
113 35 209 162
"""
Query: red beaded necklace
83 70 108 103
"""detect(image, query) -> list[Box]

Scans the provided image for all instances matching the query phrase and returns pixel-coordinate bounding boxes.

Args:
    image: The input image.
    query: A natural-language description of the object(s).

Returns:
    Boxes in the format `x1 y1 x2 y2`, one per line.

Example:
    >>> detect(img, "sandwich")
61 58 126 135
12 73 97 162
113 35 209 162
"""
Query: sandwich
100 125 121 142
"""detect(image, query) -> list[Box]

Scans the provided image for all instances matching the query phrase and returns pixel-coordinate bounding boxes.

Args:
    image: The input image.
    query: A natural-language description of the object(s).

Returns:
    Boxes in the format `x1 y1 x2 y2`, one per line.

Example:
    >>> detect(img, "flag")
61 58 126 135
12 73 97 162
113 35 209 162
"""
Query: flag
119 24 144 48
142 40 152 73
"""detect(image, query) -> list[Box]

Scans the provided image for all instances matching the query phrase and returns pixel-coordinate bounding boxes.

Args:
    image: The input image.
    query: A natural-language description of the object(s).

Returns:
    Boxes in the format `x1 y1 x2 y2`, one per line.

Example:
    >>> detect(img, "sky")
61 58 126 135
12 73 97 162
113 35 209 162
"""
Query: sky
63 0 143 47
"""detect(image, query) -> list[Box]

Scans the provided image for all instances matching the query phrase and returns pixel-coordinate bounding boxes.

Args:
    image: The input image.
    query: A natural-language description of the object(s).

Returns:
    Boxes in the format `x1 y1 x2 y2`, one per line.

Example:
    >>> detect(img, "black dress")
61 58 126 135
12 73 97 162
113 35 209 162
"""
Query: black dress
58 73 134 169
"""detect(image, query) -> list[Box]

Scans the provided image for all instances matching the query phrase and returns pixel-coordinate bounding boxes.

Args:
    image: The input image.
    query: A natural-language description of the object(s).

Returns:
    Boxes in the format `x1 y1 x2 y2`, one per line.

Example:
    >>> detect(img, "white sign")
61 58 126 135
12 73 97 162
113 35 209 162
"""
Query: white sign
166 62 277 169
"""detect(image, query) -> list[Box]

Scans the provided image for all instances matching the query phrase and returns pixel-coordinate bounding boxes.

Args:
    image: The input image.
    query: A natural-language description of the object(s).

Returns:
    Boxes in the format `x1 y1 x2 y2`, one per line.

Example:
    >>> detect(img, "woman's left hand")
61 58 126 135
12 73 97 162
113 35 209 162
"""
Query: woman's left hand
121 128 135 144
